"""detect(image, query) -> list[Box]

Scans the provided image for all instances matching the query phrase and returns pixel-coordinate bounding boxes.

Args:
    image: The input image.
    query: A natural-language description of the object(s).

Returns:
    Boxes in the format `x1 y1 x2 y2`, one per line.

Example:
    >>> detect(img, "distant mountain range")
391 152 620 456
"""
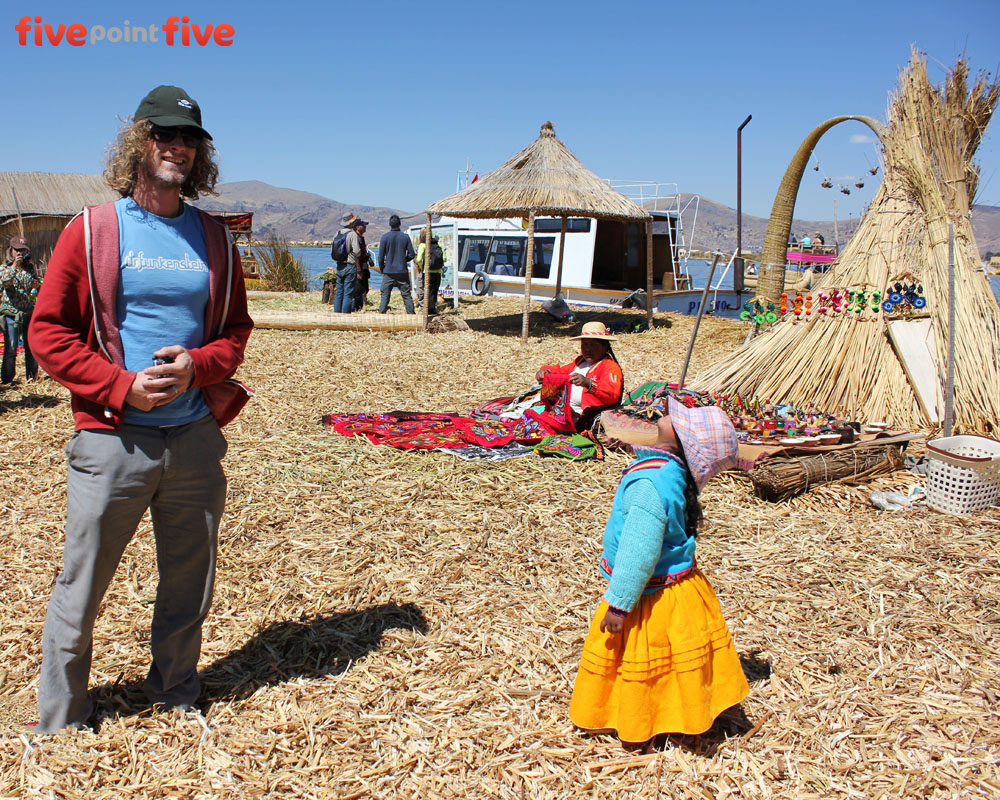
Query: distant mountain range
196 180 1000 258
194 180 414 244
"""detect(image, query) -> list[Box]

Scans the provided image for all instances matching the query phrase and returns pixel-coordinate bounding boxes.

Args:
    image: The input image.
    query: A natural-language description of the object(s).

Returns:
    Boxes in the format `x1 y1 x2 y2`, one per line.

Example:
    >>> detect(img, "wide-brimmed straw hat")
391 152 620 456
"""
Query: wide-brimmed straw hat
601 397 737 492
570 321 617 341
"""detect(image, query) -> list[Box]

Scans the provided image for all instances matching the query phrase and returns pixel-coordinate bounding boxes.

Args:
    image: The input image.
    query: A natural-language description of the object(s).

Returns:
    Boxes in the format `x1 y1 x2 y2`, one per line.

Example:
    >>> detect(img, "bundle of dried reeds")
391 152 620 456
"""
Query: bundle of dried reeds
252 310 429 332
750 445 905 502
692 52 1000 435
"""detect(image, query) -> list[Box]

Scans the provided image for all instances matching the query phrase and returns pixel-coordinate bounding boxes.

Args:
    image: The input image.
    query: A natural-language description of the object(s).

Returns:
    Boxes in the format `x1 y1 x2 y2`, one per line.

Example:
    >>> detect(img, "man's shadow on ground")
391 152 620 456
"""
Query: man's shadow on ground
91 601 427 726
0 391 60 415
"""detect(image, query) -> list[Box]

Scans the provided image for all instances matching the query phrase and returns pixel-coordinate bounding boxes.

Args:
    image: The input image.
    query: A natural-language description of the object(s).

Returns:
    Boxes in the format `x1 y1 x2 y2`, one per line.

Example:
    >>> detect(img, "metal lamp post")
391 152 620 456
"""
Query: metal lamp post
735 114 752 292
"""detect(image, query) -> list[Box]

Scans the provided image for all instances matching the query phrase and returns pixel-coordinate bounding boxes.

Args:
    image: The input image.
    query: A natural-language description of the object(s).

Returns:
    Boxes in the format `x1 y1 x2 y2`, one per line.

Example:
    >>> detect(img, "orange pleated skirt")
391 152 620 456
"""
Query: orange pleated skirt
570 569 749 742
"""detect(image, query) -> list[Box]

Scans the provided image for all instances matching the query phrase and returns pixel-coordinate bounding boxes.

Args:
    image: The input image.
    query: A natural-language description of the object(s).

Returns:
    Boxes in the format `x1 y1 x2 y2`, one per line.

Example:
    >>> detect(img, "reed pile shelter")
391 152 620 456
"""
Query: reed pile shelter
424 122 652 342
0 172 117 266
693 52 1000 434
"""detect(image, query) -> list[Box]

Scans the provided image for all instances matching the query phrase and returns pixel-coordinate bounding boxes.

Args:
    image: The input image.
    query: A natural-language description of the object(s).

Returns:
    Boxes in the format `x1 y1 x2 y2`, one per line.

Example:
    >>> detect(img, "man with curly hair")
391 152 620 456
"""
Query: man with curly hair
29 85 253 732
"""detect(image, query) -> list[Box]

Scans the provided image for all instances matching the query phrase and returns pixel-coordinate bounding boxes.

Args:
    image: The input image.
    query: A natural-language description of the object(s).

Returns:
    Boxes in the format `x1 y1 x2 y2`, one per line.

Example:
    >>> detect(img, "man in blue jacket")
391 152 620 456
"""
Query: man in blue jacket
377 214 416 314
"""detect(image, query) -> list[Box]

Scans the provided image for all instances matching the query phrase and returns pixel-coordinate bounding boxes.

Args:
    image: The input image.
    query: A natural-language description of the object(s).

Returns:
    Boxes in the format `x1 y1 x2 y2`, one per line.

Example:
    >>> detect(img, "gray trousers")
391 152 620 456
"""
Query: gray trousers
38 415 227 732
378 273 415 314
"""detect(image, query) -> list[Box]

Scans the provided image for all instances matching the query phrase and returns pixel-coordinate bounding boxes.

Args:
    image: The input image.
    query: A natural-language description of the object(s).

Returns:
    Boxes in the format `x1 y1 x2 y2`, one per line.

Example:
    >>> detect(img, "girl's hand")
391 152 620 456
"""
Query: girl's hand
600 608 626 634
568 374 592 388
535 368 549 383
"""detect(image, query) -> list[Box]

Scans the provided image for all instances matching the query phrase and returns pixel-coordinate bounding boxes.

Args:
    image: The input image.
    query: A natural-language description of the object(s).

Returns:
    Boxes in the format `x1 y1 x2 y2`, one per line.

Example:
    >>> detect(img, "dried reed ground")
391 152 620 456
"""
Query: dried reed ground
1 294 998 799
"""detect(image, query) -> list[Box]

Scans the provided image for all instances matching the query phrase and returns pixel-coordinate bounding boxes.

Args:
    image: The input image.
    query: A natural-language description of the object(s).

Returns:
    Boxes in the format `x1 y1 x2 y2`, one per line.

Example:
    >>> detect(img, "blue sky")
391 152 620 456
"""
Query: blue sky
6 0 999 225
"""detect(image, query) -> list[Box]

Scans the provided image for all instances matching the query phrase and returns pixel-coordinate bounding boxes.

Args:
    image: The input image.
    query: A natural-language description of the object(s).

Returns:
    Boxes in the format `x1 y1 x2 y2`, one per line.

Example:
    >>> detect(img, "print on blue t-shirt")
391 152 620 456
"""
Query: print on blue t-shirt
115 197 211 426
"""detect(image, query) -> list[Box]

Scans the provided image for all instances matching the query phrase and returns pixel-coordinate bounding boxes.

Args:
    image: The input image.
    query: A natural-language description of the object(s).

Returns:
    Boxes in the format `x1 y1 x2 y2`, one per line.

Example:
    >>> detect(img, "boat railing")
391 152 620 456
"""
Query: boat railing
604 180 700 283
709 249 739 310
606 180 681 214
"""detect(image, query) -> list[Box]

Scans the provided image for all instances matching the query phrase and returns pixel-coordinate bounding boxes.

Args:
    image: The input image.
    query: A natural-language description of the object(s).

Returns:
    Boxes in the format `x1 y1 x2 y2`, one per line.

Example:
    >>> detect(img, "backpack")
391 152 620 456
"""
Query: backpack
331 231 349 263
429 242 445 271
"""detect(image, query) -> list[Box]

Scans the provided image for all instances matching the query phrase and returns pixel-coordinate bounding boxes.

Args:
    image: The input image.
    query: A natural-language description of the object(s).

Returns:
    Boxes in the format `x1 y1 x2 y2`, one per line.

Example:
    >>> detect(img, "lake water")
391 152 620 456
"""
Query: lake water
246 248 735 293
243 247 383 291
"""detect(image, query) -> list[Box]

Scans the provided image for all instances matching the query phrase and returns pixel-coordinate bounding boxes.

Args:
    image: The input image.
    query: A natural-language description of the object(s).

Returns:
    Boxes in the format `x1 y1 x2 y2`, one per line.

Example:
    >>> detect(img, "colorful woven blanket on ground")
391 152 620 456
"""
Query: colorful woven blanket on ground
322 411 556 450
471 388 578 435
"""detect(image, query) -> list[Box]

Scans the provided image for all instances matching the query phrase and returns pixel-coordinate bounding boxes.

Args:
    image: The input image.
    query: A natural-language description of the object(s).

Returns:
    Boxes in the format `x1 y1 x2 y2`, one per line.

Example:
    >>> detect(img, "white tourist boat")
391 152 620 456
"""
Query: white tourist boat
408 182 751 319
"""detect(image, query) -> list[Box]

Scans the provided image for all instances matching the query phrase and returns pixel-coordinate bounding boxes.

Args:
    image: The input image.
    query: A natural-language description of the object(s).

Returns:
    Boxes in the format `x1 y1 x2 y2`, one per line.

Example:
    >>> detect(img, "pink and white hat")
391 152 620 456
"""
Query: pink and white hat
602 398 737 492
666 397 738 491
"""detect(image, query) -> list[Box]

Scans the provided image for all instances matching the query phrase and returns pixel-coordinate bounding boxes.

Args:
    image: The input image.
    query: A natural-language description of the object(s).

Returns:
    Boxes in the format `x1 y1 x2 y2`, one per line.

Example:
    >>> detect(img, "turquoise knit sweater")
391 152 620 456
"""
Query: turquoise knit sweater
600 456 696 612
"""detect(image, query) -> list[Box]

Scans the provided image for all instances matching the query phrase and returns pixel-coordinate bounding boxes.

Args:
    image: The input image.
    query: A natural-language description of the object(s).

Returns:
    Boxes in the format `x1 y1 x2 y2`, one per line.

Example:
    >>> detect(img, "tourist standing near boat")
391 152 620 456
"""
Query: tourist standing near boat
413 230 444 315
347 218 371 312
0 235 40 385
377 214 416 314
331 212 357 313
28 85 253 732
570 404 748 743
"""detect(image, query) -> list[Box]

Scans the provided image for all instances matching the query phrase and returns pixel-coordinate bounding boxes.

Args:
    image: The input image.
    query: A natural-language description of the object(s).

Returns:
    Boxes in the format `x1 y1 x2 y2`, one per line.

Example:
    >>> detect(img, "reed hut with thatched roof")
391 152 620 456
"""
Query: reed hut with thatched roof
0 172 118 264
424 122 651 341
692 52 1000 435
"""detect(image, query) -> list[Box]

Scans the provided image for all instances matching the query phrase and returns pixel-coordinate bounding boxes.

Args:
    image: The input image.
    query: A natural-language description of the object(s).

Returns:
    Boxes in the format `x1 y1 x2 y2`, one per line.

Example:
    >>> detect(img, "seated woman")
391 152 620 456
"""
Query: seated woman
532 322 624 432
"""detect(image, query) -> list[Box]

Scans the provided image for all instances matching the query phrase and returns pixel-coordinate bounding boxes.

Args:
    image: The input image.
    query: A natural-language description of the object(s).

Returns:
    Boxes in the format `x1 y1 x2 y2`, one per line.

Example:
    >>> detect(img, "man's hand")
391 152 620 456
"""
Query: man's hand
125 346 195 410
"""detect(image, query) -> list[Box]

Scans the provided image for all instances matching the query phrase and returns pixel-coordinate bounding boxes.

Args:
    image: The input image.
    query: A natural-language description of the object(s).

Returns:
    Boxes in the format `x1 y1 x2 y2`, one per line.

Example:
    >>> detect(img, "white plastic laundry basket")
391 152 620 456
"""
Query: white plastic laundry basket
925 435 1000 515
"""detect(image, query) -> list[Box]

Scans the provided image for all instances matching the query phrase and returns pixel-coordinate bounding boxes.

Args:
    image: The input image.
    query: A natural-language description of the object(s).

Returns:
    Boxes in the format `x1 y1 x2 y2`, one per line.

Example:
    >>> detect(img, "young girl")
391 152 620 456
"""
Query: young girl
570 399 749 743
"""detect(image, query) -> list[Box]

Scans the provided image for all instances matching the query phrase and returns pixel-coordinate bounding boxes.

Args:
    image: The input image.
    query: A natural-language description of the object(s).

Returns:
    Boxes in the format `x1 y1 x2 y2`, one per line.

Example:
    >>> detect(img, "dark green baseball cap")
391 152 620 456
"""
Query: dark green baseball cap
134 85 212 140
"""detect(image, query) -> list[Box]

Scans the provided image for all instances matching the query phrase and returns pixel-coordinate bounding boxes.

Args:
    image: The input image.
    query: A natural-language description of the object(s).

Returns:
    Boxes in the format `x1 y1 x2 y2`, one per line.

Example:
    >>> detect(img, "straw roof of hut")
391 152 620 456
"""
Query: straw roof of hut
0 171 117 219
692 52 1000 435
426 122 649 222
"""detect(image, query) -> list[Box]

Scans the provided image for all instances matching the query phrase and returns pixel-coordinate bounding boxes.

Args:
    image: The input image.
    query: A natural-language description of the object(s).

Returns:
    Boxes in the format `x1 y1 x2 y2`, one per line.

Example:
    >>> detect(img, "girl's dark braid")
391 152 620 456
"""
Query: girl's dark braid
682 467 704 538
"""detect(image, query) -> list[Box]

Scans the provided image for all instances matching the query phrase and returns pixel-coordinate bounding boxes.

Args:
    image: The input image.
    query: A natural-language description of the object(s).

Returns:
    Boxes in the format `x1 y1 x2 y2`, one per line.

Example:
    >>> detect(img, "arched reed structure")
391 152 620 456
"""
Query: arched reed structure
756 115 886 305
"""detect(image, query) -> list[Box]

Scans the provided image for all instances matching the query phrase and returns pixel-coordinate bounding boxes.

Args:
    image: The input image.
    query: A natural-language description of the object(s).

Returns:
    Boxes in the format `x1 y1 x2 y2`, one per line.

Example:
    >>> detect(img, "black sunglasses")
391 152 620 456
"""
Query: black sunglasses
150 125 203 148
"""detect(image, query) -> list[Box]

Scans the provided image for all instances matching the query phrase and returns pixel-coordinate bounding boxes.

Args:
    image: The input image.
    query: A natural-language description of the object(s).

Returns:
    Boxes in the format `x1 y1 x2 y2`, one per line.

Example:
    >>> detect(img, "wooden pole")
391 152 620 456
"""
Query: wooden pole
452 231 459 310
520 209 536 344
944 223 956 436
554 216 567 298
11 188 24 237
678 252 722 387
424 213 433 330
645 217 654 330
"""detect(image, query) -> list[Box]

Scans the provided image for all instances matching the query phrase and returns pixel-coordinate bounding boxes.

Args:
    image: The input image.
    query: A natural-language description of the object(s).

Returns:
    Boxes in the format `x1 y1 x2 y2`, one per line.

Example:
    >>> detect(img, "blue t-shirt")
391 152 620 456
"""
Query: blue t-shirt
115 197 211 426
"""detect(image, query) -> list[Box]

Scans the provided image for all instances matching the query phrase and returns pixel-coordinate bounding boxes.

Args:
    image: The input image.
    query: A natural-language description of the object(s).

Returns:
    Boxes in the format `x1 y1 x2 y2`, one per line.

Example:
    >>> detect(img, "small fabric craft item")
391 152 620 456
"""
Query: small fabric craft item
533 433 598 461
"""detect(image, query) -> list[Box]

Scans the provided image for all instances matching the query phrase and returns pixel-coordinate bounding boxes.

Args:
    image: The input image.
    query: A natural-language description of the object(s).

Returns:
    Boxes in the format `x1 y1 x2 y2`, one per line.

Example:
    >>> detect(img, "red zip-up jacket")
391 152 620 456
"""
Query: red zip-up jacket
29 201 254 431
539 355 624 421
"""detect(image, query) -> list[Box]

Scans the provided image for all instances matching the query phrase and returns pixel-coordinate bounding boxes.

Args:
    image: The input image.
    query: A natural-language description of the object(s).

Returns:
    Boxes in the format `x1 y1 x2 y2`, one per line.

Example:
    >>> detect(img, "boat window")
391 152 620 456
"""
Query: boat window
487 238 524 277
457 235 554 279
534 218 591 233
533 238 554 279
458 236 493 273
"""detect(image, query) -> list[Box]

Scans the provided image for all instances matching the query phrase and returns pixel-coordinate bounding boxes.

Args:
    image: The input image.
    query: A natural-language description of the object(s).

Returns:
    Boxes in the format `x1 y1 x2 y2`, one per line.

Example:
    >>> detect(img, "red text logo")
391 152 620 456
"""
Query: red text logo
14 16 235 46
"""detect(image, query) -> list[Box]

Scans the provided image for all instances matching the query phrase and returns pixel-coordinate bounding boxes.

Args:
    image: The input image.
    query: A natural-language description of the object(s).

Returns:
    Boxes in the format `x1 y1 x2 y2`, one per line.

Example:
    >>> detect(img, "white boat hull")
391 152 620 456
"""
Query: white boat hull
452 273 748 319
